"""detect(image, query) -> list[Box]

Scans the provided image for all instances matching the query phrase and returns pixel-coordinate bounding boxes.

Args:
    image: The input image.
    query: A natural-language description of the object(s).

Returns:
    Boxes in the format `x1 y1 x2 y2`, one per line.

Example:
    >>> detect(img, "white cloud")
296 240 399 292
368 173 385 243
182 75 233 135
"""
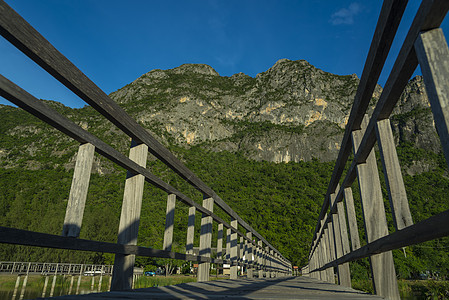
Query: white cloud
330 3 362 25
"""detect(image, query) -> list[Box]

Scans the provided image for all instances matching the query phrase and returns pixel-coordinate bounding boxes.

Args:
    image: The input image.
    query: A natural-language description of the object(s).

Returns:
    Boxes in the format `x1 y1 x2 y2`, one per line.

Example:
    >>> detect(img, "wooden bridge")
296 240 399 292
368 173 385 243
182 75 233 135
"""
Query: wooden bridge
0 0 449 299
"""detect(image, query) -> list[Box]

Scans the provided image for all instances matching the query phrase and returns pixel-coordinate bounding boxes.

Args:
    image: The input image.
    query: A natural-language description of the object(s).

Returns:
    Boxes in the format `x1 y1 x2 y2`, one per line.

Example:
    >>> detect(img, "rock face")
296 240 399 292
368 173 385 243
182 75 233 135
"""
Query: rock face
109 59 436 163
0 59 441 170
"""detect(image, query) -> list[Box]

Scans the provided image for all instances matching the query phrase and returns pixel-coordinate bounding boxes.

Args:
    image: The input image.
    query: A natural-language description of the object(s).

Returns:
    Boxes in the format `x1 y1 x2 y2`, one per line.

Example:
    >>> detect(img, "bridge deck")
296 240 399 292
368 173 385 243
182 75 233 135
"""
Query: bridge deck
53 277 383 299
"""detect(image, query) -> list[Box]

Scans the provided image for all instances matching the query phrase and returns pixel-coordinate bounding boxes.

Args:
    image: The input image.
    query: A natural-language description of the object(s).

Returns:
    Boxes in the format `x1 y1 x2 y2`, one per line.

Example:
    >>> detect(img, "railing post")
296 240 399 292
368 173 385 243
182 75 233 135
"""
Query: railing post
163 194 176 251
330 186 351 287
319 219 330 282
186 206 196 255
265 246 270 278
323 226 335 283
246 232 253 278
111 140 148 291
62 142 95 237
343 187 361 251
352 115 400 299
198 197 214 282
216 223 223 275
376 119 413 230
336 192 352 287
415 28 449 170
258 241 263 278
239 236 244 274
230 218 238 279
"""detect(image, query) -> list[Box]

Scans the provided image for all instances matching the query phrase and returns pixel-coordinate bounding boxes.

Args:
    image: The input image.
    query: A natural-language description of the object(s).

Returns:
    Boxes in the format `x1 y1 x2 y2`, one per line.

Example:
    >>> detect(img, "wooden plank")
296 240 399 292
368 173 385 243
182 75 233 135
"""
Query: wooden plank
185 206 196 255
230 219 238 279
323 228 335 283
0 1 286 261
313 208 449 273
352 116 399 299
343 188 361 251
0 226 239 264
376 119 413 230
311 0 449 257
415 28 449 170
246 232 253 278
337 201 351 259
163 194 176 251
62 143 95 237
319 219 330 283
258 241 264 278
198 197 214 281
311 0 409 247
56 277 386 299
330 191 351 287
111 141 148 291
216 223 223 260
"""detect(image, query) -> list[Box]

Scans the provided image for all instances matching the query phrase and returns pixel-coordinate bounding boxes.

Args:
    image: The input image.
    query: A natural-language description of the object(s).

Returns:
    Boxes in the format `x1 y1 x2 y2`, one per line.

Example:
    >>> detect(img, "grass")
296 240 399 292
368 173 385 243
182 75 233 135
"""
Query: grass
0 274 203 299
352 279 449 299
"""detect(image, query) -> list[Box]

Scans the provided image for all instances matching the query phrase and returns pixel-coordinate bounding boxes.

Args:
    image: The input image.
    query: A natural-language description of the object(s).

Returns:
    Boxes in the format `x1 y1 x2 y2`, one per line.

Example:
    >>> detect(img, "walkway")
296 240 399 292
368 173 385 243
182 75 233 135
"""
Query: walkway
53 277 383 299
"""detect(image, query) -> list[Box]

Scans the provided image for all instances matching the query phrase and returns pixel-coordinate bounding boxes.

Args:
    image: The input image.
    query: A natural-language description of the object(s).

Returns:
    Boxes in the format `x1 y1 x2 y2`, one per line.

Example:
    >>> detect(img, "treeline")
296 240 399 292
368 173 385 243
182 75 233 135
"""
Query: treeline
1 142 449 279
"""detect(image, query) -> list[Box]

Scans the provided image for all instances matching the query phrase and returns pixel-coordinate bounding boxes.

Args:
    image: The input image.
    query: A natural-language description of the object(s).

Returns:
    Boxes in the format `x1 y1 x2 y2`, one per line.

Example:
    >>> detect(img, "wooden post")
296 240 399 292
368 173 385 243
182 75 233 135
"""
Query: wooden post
337 196 352 287
226 228 231 261
265 246 270 278
186 206 196 255
246 232 253 278
76 265 83 295
343 187 361 251
352 115 399 299
327 219 336 281
49 264 58 297
258 241 263 278
91 273 95 292
42 275 49 297
324 227 335 283
198 197 214 282
216 223 223 275
62 143 95 237
111 140 148 291
239 236 244 274
98 265 104 292
319 219 329 282
12 275 20 300
230 218 238 279
415 28 449 170
18 262 30 300
69 275 74 295
163 194 176 251
376 119 413 230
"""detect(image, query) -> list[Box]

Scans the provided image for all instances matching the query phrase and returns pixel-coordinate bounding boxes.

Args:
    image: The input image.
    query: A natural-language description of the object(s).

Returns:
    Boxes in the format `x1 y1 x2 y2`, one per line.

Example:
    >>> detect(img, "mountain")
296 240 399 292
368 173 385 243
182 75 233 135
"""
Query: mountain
0 59 447 272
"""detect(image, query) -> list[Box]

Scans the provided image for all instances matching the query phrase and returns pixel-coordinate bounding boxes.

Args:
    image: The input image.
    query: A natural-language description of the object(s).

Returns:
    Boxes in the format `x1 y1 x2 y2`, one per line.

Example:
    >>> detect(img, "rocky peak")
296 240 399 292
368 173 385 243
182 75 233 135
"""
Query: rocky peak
171 63 219 76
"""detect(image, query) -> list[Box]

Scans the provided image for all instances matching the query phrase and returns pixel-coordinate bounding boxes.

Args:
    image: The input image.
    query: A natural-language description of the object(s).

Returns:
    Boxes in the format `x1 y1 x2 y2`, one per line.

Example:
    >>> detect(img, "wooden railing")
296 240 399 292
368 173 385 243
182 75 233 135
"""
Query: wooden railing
0 0 291 291
306 0 449 299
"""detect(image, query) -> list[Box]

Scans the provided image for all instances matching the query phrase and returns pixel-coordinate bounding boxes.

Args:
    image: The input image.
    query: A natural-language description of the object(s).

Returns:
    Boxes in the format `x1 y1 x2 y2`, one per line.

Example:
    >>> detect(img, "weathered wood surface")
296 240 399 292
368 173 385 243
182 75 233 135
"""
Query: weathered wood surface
186 206 196 255
415 28 449 170
330 192 350 287
163 194 176 251
352 117 399 299
311 0 449 255
230 219 238 279
376 119 413 230
198 197 214 282
52 277 384 299
311 0 409 248
343 187 361 251
111 141 148 291
62 143 95 237
314 208 449 272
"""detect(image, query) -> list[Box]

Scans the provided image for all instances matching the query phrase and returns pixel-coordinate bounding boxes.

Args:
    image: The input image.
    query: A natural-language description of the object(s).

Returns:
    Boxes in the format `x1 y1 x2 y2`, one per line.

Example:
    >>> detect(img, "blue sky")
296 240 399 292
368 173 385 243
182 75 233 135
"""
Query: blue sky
1 0 448 108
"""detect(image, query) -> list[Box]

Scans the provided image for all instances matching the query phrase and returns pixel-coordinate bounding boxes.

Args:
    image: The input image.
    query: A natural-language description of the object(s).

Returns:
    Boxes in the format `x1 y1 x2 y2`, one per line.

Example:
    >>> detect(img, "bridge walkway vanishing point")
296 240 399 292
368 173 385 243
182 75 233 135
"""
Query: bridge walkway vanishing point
1 0 449 299
52 277 383 300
